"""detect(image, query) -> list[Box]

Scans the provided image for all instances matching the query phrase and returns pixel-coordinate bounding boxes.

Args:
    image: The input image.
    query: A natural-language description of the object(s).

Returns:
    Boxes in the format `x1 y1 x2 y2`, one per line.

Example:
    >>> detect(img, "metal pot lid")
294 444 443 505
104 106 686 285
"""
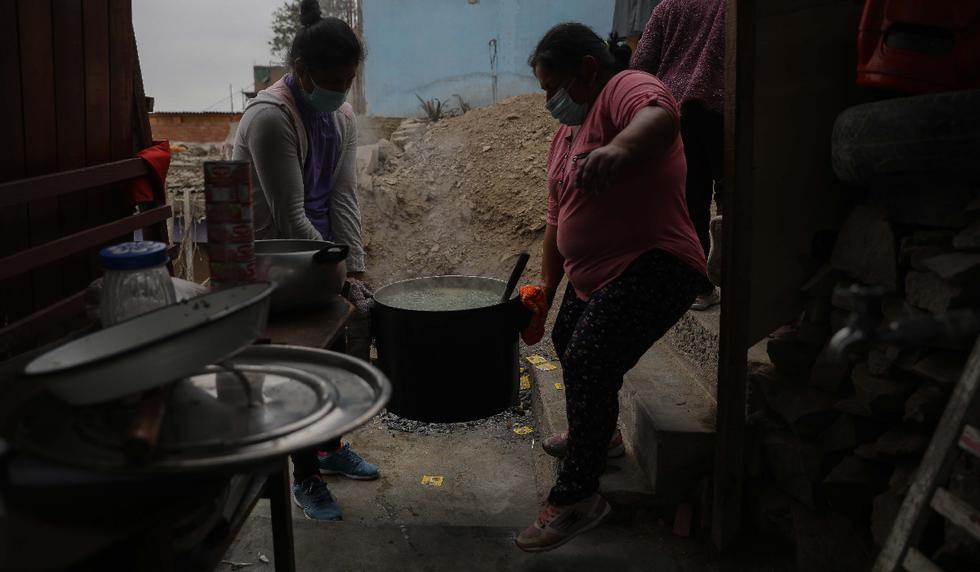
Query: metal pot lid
161 363 338 451
12 345 390 475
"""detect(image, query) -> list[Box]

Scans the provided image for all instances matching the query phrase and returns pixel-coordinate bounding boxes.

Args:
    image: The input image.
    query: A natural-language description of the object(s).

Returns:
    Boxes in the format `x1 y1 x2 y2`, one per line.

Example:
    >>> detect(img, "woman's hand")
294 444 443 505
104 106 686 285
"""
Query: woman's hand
574 106 677 195
574 143 632 195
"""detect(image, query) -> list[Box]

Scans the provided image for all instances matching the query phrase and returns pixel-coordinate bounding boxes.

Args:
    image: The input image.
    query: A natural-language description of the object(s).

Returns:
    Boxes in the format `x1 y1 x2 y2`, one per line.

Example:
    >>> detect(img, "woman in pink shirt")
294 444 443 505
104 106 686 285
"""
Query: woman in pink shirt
516 23 707 552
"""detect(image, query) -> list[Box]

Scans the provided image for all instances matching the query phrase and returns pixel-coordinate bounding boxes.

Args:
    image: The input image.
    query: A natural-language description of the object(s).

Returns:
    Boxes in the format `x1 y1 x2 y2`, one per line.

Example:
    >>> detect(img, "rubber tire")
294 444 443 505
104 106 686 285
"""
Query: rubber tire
832 89 980 186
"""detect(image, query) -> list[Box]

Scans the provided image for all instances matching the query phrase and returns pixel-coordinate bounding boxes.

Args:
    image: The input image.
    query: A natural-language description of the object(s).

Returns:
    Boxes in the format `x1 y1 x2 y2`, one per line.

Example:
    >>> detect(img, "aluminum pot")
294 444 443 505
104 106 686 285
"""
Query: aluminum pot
254 240 348 315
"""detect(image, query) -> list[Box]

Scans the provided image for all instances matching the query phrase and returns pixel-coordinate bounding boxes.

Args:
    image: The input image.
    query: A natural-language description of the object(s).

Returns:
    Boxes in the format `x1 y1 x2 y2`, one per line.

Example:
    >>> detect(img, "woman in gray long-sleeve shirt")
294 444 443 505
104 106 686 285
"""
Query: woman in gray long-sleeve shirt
232 5 365 276
232 0 376 521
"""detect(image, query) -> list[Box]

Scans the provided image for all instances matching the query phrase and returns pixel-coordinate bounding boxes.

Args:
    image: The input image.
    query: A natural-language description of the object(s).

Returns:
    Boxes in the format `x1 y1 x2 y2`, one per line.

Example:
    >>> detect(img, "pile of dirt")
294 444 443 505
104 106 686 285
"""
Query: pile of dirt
359 93 556 288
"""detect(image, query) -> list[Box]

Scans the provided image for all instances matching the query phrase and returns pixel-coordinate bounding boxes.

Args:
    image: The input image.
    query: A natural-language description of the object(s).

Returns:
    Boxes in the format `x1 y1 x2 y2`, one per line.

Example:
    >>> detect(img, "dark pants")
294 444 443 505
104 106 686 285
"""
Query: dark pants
548 250 702 505
291 437 342 482
680 103 724 292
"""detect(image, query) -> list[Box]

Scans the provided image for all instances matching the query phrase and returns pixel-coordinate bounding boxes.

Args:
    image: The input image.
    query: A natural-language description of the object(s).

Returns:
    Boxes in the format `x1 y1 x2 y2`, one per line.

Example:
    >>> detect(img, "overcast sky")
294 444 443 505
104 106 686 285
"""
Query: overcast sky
133 1 284 112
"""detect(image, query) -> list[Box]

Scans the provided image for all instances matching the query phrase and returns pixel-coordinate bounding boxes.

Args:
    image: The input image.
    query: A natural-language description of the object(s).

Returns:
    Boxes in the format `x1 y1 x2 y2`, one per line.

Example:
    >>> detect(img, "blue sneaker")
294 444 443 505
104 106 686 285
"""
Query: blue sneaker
291 476 342 521
318 443 380 480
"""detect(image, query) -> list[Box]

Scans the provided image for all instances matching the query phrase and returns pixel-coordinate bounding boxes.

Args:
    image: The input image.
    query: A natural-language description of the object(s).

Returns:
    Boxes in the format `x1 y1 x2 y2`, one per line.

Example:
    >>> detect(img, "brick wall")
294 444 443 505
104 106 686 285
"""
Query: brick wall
149 112 243 143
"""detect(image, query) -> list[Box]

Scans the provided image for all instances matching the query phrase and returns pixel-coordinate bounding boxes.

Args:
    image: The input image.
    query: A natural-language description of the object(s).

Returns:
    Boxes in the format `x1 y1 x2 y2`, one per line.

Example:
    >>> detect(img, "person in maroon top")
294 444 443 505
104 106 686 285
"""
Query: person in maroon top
631 0 726 310
516 23 707 553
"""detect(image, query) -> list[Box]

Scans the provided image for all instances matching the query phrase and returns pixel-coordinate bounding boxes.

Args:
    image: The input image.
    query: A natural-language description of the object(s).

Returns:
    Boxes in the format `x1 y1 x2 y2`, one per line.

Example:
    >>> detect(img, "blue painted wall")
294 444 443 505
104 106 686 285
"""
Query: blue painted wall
362 0 615 117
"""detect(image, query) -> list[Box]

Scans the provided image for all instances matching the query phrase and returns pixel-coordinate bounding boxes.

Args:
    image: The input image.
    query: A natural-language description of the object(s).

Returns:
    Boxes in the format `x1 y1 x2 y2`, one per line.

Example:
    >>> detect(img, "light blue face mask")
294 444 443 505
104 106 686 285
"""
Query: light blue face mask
304 75 348 113
546 85 589 126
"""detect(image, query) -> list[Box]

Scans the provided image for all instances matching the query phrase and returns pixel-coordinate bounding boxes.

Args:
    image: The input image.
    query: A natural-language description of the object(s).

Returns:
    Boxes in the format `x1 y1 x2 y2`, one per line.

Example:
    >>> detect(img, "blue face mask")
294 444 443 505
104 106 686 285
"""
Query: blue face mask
546 85 589 126
303 75 347 113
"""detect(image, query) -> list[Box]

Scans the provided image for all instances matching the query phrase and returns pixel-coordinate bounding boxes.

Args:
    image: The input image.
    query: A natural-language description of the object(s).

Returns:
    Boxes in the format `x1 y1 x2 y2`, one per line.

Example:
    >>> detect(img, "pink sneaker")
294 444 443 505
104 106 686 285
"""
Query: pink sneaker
516 494 611 552
541 430 625 459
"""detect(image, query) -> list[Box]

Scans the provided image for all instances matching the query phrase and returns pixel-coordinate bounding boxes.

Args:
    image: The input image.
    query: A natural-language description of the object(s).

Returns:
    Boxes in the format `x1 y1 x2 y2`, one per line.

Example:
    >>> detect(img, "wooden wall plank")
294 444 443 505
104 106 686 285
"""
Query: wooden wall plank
713 0 864 549
0 159 148 209
17 0 63 313
53 0 91 296
713 0 755 550
83 0 112 166
0 206 172 282
108 0 134 161
745 0 861 343
0 0 33 327
83 0 114 280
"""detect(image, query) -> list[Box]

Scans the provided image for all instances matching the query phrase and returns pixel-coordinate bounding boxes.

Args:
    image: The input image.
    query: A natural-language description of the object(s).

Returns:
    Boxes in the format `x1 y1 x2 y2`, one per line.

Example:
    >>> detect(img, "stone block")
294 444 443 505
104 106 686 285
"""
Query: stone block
764 432 822 506
868 345 923 377
905 271 967 314
823 455 887 524
910 350 967 386
768 333 821 379
792 504 872 572
924 251 980 286
816 414 858 453
871 489 904 548
867 347 894 376
377 138 403 163
873 184 974 229
888 463 919 496
752 363 836 433
899 230 955 271
953 219 980 250
809 347 854 393
801 263 839 299
903 383 949 424
831 282 855 311
880 295 928 322
796 321 832 347
852 364 918 418
858 425 930 460
836 395 873 418
831 205 898 291
749 485 795 542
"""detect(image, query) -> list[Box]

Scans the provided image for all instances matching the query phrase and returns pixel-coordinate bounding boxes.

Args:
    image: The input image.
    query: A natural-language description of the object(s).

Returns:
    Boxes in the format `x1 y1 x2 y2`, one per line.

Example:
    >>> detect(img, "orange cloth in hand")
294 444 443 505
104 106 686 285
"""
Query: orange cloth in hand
519 285 548 345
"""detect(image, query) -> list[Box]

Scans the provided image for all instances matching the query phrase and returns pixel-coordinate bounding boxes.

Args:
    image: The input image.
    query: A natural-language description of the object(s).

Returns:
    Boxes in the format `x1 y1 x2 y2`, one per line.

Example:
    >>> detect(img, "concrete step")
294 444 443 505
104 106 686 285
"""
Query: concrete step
663 307 771 399
527 352 661 519
620 343 716 504
663 307 720 399
528 342 717 507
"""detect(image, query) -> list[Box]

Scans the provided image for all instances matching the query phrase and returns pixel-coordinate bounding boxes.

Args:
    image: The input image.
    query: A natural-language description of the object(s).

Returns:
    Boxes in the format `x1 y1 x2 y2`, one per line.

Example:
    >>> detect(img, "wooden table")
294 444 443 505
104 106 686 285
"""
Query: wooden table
262 295 355 349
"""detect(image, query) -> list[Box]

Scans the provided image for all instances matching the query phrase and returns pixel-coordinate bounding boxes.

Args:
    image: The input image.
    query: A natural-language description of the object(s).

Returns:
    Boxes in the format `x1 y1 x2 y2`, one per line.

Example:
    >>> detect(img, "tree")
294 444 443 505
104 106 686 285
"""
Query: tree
269 0 360 62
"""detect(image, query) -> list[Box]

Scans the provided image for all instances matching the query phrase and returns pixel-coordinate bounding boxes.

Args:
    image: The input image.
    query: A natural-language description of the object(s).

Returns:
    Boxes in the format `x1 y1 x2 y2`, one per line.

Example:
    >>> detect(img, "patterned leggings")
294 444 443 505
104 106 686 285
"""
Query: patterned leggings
548 249 702 506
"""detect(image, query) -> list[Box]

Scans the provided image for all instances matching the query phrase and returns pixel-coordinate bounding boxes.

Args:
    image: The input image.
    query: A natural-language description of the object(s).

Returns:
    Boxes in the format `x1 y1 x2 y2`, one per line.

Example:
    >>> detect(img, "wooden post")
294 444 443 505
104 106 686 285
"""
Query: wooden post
712 0 756 550
267 459 296 572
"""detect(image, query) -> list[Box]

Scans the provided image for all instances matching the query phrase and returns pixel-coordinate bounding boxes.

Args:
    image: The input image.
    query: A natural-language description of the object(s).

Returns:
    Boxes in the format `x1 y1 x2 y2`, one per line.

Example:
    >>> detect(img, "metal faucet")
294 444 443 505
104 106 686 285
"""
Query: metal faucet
828 284 980 361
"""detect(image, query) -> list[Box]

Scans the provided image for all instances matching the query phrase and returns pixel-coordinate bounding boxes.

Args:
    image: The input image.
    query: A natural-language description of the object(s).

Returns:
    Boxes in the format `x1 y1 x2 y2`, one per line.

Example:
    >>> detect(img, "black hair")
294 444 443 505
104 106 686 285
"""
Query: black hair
528 23 631 78
288 0 365 71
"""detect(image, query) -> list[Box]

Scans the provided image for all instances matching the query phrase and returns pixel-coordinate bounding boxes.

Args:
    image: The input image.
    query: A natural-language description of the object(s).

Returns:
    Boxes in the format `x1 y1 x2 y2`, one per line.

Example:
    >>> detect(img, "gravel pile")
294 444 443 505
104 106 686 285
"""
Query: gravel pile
379 381 534 435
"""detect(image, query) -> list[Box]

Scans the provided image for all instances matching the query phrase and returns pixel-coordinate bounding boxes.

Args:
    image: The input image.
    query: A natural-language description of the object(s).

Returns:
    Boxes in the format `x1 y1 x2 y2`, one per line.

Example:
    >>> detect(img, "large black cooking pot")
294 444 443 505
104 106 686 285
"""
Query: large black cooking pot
373 276 532 422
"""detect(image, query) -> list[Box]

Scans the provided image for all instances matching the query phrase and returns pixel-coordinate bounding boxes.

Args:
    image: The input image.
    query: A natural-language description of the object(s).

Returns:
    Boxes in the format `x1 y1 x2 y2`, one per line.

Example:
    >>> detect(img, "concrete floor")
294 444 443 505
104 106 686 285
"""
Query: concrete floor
220 414 715 571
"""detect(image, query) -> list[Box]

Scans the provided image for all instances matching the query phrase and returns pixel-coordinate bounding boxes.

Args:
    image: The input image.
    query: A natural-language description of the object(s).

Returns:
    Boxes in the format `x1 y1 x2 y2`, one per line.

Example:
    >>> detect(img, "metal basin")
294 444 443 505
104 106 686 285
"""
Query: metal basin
24 282 275 406
254 240 347 315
